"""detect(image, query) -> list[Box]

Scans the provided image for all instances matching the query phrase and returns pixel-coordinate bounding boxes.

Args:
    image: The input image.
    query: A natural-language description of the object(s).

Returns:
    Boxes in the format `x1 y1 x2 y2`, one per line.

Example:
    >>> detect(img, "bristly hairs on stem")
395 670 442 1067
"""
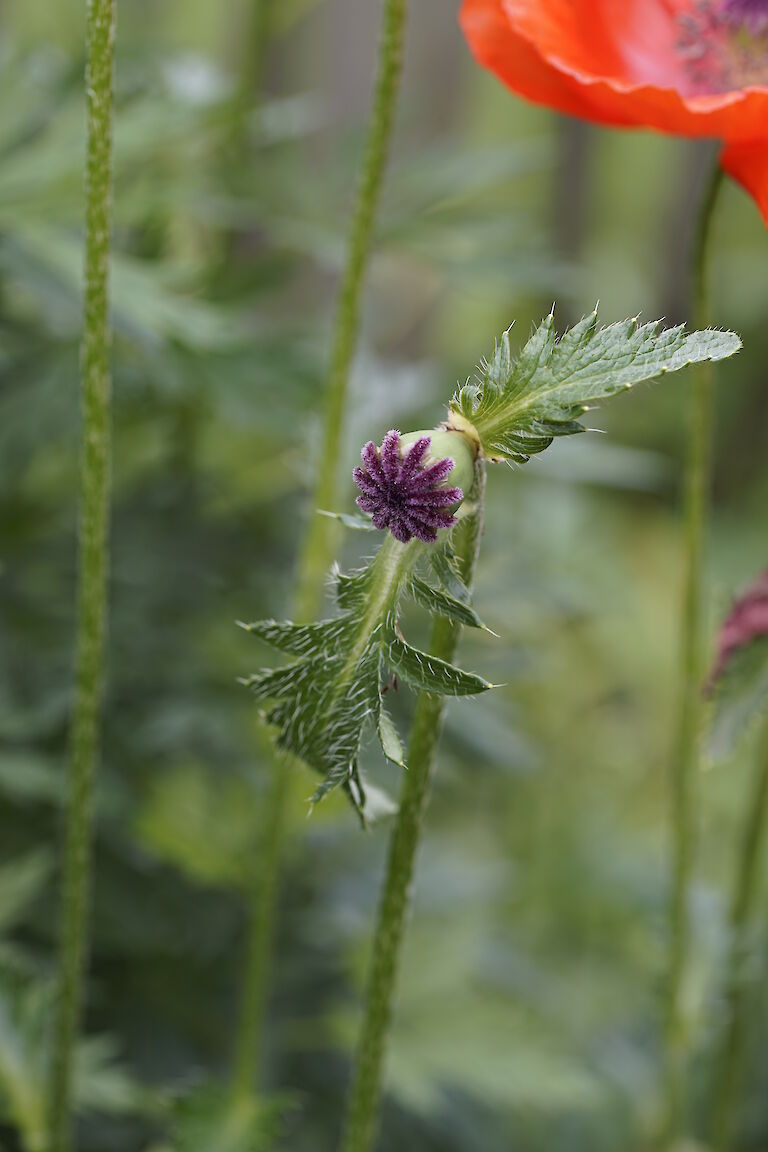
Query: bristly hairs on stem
232 0 408 1102
664 159 725 1147
47 0 117 1149
296 0 408 621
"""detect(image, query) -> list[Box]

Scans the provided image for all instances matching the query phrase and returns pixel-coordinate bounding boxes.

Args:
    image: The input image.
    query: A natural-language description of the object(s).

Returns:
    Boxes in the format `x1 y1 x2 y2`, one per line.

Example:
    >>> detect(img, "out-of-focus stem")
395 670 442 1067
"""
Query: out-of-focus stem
711 718 768 1152
232 0 408 1099
339 465 486 1152
295 0 407 622
231 0 271 146
47 1 117 1149
232 743 289 1098
664 162 724 1145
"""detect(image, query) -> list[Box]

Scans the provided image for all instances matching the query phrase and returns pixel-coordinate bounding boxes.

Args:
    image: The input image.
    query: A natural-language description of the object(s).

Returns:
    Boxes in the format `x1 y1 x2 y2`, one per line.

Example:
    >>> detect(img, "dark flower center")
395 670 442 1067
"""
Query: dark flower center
723 0 768 33
677 0 768 93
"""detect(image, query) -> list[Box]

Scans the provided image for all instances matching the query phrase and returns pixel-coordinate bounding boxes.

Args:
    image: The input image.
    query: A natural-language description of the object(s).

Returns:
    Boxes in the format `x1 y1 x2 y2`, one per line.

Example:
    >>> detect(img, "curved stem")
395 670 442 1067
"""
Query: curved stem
47 1 116 1149
711 718 768 1152
339 466 486 1152
664 161 724 1144
232 0 408 1098
295 0 407 623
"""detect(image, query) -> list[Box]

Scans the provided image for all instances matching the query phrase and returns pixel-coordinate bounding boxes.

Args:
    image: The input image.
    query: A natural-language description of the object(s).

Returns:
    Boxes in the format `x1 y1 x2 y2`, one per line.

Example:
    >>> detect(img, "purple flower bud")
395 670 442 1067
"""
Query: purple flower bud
710 568 768 687
353 428 474 544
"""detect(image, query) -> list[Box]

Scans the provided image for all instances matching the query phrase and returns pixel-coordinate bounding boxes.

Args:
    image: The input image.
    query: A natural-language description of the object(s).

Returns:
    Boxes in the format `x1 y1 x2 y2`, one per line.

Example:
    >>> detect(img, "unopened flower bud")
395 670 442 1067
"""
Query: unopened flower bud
710 568 768 688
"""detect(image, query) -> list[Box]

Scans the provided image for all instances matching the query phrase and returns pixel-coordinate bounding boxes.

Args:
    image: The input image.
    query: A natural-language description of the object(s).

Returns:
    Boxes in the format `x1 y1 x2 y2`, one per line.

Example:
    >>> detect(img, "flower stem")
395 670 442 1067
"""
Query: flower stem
47 1 116 1149
232 0 408 1098
295 0 407 624
664 160 724 1144
710 717 768 1152
339 465 486 1152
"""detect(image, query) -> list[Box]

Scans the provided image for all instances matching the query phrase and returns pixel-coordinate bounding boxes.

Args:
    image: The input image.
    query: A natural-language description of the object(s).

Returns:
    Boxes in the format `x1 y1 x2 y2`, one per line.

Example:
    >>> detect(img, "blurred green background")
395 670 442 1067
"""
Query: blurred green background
1 1 767 1149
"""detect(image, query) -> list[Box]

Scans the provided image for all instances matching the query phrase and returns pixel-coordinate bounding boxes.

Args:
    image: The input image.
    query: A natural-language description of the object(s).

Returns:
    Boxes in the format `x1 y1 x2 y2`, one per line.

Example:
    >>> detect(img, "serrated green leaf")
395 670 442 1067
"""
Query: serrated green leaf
0 850 52 935
377 701 406 768
335 565 375 612
159 1081 293 1152
409 574 485 630
452 308 741 464
708 637 768 761
242 531 493 815
385 634 492 697
239 617 347 656
242 536 421 817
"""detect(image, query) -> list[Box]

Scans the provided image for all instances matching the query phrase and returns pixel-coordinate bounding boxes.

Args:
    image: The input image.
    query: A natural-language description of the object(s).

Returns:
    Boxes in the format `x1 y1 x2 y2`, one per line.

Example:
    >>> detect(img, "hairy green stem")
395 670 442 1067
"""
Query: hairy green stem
711 718 768 1152
47 1 116 1149
664 161 725 1144
241 0 271 102
296 0 407 623
232 0 408 1097
339 466 486 1152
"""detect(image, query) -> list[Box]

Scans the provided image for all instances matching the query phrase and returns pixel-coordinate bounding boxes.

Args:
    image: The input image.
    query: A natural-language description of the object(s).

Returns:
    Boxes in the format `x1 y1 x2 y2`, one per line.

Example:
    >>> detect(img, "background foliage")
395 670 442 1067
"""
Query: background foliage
1 1 767 1149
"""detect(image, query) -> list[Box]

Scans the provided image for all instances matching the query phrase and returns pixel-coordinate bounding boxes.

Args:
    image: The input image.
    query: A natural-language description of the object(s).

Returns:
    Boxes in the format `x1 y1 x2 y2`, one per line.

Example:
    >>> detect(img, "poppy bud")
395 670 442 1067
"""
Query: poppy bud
353 426 477 544
710 569 768 688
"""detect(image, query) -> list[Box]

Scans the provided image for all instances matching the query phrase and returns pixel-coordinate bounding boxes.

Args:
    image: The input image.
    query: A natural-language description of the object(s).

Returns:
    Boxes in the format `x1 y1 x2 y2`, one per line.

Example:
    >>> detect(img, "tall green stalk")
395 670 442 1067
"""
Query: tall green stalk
232 0 408 1097
711 717 768 1152
47 1 116 1149
339 465 486 1152
665 162 725 1143
295 0 407 622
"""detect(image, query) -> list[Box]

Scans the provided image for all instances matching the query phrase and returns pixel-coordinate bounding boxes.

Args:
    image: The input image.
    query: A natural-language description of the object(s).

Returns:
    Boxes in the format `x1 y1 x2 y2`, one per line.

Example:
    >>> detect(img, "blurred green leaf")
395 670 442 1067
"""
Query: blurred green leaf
158 1082 291 1152
0 851 52 935
0 981 149 1150
136 762 259 889
5 224 248 349
0 755 62 806
708 637 768 761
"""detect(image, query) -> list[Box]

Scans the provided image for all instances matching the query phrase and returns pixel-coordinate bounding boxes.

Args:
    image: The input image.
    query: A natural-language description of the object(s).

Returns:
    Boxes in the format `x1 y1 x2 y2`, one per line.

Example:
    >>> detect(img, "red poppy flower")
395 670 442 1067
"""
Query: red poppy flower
459 0 768 225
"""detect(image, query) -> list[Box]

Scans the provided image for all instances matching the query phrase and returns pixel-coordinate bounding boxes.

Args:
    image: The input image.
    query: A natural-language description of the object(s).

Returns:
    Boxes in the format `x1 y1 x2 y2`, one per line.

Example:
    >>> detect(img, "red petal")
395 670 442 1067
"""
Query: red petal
720 140 768 226
460 0 768 141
